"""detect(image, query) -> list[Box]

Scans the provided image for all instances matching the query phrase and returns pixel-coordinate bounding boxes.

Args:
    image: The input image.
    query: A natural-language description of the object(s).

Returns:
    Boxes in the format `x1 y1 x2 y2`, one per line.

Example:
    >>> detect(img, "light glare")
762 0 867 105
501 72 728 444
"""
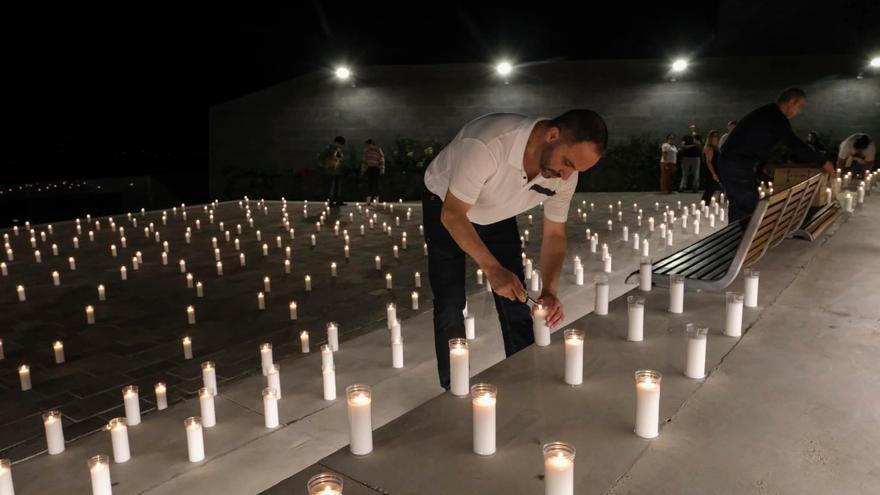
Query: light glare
335 67 351 80
496 62 512 76
870 57 880 68
671 59 688 72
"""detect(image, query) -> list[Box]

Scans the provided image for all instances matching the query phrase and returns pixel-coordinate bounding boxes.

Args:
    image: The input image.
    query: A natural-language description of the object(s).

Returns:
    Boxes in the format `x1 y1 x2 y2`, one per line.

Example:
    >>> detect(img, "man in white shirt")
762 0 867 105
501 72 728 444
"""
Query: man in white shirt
718 120 737 149
423 110 607 390
659 134 678 193
836 133 875 179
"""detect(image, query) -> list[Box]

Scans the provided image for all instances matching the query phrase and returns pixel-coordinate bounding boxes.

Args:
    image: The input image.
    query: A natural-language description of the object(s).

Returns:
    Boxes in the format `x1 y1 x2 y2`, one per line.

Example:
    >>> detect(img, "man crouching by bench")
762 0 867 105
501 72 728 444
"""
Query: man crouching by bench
422 110 607 391
719 87 835 222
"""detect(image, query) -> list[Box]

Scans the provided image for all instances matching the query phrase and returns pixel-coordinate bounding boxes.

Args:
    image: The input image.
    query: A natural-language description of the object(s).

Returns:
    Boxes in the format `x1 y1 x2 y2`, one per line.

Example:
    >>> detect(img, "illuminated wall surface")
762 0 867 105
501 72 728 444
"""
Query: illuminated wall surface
210 56 880 197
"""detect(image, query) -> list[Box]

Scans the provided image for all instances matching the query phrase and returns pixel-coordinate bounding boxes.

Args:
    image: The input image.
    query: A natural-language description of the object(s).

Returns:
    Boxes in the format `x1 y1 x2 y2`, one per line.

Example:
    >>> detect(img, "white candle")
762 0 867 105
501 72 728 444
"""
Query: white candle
256 343 273 376
107 418 131 463
575 265 584 285
385 273 393 289
386 303 397 328
34 250 42 263
639 257 652 291
641 239 650 257
627 296 645 342
43 410 65 454
669 274 684 313
532 305 550 346
391 338 404 368
471 383 497 456
53 340 65 364
595 276 609 315
310 234 316 247
622 225 629 241
327 323 339 351
288 301 298 321
262 243 269 256
330 262 337 277
346 385 373 455
685 324 708 379
634 370 662 438
131 256 139 271
414 271 421 287
52 270 60 286
199 387 216 427
465 315 476 340
564 329 584 386
154 382 168 410
725 292 744 337
411 291 419 310
122 385 141 426
323 364 336 400
19 365 31 391
86 305 95 325
321 344 334 370
604 254 612 273
423 242 428 256
530 270 541 292
844 192 854 212
182 336 193 359
744 269 759 307
476 268 484 285
186 305 196 325
299 330 310 353
305 275 312 292
543 442 575 495
449 338 470 396
16 285 25 302
265 363 282 399
0 262 6 276
284 259 291 273
202 361 217 395
263 388 280 428
0 458 13 495
607 219 613 231
524 258 533 279
88 455 112 495
257 292 266 310
185 417 205 462
390 319 402 342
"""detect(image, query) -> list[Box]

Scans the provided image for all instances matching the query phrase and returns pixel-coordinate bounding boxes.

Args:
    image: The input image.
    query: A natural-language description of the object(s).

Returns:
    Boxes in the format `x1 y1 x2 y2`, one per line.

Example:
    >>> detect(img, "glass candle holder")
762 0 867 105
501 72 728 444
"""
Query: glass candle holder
448 338 470 397
594 274 609 316
634 370 662 438
563 329 585 386
685 324 709 379
308 472 343 494
669 274 685 314
470 383 497 456
627 296 646 342
0 458 12 495
543 442 576 495
88 454 112 495
346 384 373 455
184 416 205 462
639 256 652 292
725 292 744 337
43 410 65 454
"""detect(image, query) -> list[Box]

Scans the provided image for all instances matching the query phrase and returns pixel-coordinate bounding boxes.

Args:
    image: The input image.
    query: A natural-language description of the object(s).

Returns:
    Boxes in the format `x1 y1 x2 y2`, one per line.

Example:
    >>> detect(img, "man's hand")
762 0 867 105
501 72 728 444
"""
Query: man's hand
822 161 836 176
484 264 526 302
536 291 564 328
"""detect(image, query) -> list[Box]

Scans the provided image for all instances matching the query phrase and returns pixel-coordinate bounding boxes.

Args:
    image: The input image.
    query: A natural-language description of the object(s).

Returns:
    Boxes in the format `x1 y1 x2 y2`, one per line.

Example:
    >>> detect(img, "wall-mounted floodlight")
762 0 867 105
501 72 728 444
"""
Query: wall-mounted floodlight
496 61 512 76
870 57 880 68
335 67 352 80
671 59 688 72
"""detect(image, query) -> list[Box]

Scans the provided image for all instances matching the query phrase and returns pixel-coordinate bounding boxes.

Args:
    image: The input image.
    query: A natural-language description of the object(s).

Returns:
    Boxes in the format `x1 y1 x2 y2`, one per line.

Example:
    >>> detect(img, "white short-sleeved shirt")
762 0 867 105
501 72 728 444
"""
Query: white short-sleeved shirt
424 113 578 225
660 143 678 163
838 133 876 164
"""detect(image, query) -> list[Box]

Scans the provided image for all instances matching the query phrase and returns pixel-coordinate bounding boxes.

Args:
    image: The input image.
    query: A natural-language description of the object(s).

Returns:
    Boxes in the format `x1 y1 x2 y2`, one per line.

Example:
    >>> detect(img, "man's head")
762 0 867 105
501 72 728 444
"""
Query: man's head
333 136 346 147
727 120 737 132
666 134 675 143
854 134 872 151
539 109 608 180
688 123 698 134
776 87 807 118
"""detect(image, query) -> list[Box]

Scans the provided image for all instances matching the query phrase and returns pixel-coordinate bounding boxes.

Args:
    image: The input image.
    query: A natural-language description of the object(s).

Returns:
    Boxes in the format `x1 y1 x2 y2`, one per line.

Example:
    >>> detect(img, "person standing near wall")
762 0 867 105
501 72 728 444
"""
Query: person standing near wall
679 123 703 192
719 120 737 149
659 134 678 194
836 133 875 179
718 88 834 222
422 110 607 390
319 136 347 206
701 130 722 204
361 139 385 205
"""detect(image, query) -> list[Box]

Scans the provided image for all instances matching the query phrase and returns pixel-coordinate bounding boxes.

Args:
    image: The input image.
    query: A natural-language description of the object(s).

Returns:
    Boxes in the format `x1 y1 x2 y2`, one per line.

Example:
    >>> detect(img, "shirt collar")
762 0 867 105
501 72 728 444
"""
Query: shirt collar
508 117 550 171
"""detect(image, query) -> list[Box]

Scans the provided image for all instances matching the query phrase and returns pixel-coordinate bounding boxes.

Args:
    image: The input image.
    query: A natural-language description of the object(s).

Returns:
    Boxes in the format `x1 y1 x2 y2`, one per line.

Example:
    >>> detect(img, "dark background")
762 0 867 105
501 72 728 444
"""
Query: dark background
1 1 878 200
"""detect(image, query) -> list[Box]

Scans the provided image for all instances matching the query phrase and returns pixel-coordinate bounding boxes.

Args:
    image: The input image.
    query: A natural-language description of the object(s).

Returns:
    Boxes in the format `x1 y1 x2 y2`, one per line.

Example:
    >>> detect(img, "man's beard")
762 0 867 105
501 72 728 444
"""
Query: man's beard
539 143 561 178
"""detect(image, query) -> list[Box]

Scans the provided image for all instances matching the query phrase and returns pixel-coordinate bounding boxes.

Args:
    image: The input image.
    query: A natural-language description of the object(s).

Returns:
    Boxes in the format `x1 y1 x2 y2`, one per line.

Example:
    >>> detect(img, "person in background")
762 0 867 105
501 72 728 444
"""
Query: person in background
659 134 678 194
806 131 826 155
719 120 737 149
361 138 385 205
319 136 347 206
701 130 722 204
836 133 875 179
679 123 703 192
718 87 834 222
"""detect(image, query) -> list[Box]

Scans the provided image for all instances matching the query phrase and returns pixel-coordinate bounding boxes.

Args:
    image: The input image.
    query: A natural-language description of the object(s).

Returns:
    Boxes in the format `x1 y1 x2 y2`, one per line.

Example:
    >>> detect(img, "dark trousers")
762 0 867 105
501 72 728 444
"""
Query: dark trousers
328 175 342 204
718 158 759 222
366 167 380 198
422 188 534 389
701 177 721 205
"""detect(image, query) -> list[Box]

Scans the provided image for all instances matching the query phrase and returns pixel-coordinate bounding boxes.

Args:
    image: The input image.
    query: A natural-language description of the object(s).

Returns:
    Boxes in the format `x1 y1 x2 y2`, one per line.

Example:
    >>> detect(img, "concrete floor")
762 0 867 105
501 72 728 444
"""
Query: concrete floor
0 191 719 494
263 193 880 494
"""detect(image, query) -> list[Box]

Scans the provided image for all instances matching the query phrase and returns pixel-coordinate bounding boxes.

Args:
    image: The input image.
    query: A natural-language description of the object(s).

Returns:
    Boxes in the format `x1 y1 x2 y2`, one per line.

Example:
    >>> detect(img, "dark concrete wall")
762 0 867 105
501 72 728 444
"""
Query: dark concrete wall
209 55 880 198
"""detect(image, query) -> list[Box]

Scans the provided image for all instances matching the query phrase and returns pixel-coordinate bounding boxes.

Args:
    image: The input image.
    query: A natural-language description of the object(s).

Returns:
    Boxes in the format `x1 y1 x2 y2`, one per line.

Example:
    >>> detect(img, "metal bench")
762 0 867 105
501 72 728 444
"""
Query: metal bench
791 202 842 241
628 173 824 291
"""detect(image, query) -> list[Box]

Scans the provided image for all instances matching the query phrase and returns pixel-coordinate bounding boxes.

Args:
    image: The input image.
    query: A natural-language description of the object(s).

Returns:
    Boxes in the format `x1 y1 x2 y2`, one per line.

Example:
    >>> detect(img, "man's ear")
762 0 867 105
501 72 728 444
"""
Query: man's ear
546 125 560 143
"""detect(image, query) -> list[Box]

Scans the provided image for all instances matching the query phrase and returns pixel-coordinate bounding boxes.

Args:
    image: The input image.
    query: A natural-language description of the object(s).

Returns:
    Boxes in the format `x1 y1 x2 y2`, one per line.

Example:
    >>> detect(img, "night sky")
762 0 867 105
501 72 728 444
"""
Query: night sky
2 2 877 188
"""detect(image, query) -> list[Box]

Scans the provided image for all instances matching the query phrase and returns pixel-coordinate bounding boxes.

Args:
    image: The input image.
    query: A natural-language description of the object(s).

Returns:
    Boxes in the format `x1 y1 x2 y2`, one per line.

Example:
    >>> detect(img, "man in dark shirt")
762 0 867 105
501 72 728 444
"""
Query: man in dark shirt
719 87 834 221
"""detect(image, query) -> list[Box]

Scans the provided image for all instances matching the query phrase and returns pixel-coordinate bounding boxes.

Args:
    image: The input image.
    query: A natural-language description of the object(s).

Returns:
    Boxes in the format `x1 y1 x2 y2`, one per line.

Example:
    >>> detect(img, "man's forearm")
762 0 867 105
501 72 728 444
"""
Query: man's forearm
539 232 567 295
440 211 500 270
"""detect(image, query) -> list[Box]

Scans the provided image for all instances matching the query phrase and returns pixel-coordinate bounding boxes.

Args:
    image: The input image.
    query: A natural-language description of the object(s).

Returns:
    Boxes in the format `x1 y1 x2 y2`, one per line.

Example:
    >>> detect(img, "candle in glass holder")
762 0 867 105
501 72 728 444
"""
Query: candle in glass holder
385 273 393 289
595 275 609 315
471 383 497 456
634 370 662 438
627 296 645 341
410 291 419 310
0 262 6 276
107 418 131 463
322 363 337 400
257 292 266 310
53 341 65 364
34 250 42 263
0 458 13 495
185 417 205 462
186 305 196 325
346 384 373 455
16 285 25 302
43 410 65 454
326 322 339 351
543 442 575 495
201 361 217 395
304 275 312 291
122 385 141 426
181 336 193 359
85 305 95 325
390 319 402 342
216 261 223 276
50 270 60 286
386 303 397 328
19 365 31 391
263 387 280 428
259 343 273 375
414 271 421 288
743 268 759 307
320 344 334 370
685 324 708 379
725 292 744 337
179 259 186 273
564 329 584 385
530 270 541 292
476 268 484 285
639 256 652 291
155 382 168 410
88 454 112 495
186 273 194 288
199 387 216 427
669 274 684 313
532 304 550 346
463 315 476 340
449 339 469 396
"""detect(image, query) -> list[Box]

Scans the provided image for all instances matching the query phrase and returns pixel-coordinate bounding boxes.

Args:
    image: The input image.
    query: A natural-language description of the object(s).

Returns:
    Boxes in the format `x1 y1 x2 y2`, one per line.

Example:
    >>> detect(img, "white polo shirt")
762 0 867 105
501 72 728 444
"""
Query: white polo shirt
838 133 876 165
424 113 578 225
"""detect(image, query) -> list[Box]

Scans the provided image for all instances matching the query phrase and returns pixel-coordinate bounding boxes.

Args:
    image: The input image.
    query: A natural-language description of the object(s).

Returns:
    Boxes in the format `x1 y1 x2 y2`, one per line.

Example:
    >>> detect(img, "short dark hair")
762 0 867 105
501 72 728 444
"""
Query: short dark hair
777 87 807 103
854 134 872 150
549 109 608 153
365 138 374 145
334 136 346 145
